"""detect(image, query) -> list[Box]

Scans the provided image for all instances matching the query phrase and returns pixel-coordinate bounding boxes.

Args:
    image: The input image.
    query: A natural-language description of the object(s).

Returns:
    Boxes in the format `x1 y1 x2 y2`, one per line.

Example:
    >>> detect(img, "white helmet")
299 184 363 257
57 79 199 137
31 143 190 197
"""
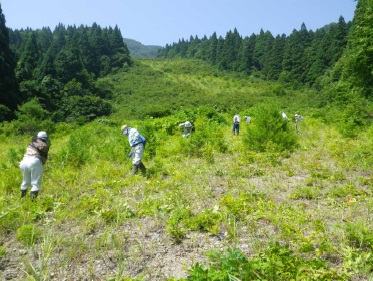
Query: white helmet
37 131 48 140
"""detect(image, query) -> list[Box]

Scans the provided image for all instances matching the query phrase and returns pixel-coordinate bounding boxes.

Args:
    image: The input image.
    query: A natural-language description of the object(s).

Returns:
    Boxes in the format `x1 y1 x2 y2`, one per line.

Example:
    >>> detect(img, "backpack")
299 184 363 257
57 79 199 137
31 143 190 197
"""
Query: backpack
140 135 147 147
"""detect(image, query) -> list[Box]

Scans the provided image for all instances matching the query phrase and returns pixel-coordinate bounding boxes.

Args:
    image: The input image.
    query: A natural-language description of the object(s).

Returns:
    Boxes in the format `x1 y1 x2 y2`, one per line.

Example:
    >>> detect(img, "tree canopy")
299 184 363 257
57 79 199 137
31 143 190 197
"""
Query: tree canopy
5 21 132 124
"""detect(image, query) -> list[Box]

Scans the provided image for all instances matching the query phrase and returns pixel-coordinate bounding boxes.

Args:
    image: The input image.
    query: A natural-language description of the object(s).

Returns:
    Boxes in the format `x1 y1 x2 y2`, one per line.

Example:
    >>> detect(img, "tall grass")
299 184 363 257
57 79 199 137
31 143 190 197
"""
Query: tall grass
1 59 373 280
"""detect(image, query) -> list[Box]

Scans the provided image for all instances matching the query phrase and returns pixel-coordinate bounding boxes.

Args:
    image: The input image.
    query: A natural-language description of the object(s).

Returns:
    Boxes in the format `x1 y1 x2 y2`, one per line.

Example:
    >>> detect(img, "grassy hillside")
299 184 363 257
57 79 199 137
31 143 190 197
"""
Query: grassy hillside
101 59 323 122
1 59 373 280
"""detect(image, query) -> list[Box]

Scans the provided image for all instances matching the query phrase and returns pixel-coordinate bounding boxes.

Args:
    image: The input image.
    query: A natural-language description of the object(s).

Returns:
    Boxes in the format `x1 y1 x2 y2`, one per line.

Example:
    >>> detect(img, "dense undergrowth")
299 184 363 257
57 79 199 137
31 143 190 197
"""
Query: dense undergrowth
1 59 373 280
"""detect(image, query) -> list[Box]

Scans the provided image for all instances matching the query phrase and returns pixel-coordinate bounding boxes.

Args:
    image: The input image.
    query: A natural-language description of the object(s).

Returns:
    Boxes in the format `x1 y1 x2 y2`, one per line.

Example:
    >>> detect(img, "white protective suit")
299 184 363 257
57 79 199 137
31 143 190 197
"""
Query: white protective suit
19 133 49 193
179 121 193 138
126 127 145 165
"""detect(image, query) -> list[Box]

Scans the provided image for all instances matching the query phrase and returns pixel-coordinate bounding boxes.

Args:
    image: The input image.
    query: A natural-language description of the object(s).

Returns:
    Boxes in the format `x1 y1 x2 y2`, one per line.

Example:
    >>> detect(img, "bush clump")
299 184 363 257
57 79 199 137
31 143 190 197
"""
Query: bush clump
243 104 298 152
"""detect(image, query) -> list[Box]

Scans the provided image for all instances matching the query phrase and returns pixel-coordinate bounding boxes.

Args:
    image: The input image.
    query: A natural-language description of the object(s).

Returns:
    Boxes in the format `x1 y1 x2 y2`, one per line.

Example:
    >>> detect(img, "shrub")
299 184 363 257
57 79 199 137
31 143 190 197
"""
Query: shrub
166 209 191 243
345 221 373 250
220 193 258 220
180 116 228 159
185 209 222 235
16 224 41 246
14 98 54 134
243 103 298 152
57 95 112 124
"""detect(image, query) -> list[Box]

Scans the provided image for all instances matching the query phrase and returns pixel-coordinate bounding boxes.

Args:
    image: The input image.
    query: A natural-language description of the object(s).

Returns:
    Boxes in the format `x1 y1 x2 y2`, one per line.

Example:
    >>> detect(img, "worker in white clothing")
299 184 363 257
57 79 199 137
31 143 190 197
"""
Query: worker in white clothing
232 114 241 136
19 131 50 199
121 125 147 175
179 120 193 138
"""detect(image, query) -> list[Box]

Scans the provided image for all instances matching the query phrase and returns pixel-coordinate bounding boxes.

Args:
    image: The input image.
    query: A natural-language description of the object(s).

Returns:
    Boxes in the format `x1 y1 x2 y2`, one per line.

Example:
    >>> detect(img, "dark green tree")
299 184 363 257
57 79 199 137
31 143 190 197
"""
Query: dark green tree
209 32 218 65
218 28 242 70
108 25 131 68
36 27 53 54
236 34 256 74
0 3 18 117
186 35 199 58
252 29 274 73
15 32 40 81
196 35 210 60
88 23 107 75
281 23 312 83
265 34 286 80
37 41 59 81
341 0 373 97
327 16 348 65
55 47 83 84
8 28 23 58
305 28 327 85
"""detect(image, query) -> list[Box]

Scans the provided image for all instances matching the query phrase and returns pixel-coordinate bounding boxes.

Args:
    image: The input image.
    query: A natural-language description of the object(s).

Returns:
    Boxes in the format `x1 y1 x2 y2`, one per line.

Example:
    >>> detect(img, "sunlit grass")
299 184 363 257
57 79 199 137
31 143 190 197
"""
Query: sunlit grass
1 60 373 279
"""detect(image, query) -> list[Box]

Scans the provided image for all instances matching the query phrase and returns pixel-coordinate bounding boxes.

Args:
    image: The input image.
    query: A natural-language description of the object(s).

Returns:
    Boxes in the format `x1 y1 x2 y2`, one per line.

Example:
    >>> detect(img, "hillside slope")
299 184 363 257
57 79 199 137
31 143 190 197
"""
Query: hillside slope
1 60 373 280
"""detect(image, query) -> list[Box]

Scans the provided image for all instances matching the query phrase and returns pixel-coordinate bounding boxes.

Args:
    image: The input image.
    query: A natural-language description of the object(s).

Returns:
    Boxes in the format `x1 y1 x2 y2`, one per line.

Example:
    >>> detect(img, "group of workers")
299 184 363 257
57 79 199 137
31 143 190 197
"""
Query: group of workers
19 112 302 199
19 126 149 200
232 114 252 136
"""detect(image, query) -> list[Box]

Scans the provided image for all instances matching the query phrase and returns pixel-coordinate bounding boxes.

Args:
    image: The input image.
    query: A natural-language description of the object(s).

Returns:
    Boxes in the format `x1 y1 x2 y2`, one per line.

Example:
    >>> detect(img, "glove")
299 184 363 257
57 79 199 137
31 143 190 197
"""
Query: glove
128 152 133 158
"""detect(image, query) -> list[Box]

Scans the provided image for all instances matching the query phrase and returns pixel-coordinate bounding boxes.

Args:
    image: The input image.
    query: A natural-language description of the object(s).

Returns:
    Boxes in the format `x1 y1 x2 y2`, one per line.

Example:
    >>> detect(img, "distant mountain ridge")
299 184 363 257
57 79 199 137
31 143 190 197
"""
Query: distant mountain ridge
123 38 161 58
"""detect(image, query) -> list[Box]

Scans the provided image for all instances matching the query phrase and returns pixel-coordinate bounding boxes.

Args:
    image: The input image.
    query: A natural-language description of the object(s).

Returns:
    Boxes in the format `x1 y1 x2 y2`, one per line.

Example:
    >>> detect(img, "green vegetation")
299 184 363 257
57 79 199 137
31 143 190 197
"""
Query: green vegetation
1 0 373 279
123 38 161 58
1 59 373 279
158 19 351 87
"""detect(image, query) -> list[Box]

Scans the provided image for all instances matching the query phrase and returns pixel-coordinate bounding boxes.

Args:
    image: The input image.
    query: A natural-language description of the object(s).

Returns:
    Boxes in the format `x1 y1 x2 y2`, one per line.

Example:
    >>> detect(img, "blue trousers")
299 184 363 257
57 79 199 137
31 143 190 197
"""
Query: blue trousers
232 123 240 135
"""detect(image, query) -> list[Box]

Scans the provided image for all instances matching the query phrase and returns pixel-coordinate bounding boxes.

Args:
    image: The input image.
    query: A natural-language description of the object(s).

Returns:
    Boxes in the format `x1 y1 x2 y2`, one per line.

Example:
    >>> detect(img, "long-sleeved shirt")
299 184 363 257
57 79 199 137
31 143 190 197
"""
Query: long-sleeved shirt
127 127 143 147
25 137 49 164
233 114 241 124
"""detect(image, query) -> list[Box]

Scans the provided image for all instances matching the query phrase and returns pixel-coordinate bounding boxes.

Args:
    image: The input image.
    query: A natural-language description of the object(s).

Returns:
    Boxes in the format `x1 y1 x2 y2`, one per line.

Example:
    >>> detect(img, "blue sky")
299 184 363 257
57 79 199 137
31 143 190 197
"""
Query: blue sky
1 0 357 46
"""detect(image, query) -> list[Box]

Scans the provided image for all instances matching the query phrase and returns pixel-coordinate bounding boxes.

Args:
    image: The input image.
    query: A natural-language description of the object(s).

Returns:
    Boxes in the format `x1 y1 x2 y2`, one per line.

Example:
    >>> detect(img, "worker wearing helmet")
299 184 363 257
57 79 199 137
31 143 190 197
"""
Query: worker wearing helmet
121 125 146 175
179 120 193 138
19 131 50 199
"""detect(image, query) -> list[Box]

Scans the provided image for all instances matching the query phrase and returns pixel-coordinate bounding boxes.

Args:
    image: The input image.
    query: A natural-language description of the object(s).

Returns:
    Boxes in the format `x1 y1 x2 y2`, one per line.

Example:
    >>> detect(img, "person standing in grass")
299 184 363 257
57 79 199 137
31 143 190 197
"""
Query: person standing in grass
19 131 50 199
232 113 241 136
121 125 147 175
294 113 303 134
179 120 193 138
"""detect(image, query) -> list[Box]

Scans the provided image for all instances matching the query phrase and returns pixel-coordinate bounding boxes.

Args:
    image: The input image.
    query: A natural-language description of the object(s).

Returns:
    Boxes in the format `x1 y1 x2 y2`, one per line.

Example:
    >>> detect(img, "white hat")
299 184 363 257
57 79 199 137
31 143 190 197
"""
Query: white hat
37 131 48 139
184 121 192 127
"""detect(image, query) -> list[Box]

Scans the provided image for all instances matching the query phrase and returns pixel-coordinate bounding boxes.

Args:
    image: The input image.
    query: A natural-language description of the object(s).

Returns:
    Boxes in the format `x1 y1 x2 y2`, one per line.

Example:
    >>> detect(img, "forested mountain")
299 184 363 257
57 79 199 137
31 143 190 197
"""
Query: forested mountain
0 0 372 134
8 23 131 125
123 38 161 58
0 4 132 125
157 18 351 87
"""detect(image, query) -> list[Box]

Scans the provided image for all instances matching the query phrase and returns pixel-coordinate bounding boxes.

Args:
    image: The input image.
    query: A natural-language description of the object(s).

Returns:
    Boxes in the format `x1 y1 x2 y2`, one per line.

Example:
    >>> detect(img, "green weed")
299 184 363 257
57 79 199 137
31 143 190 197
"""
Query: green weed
16 224 41 247
345 221 373 250
0 246 5 258
187 243 347 280
290 186 321 200
185 209 223 235
166 209 191 243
